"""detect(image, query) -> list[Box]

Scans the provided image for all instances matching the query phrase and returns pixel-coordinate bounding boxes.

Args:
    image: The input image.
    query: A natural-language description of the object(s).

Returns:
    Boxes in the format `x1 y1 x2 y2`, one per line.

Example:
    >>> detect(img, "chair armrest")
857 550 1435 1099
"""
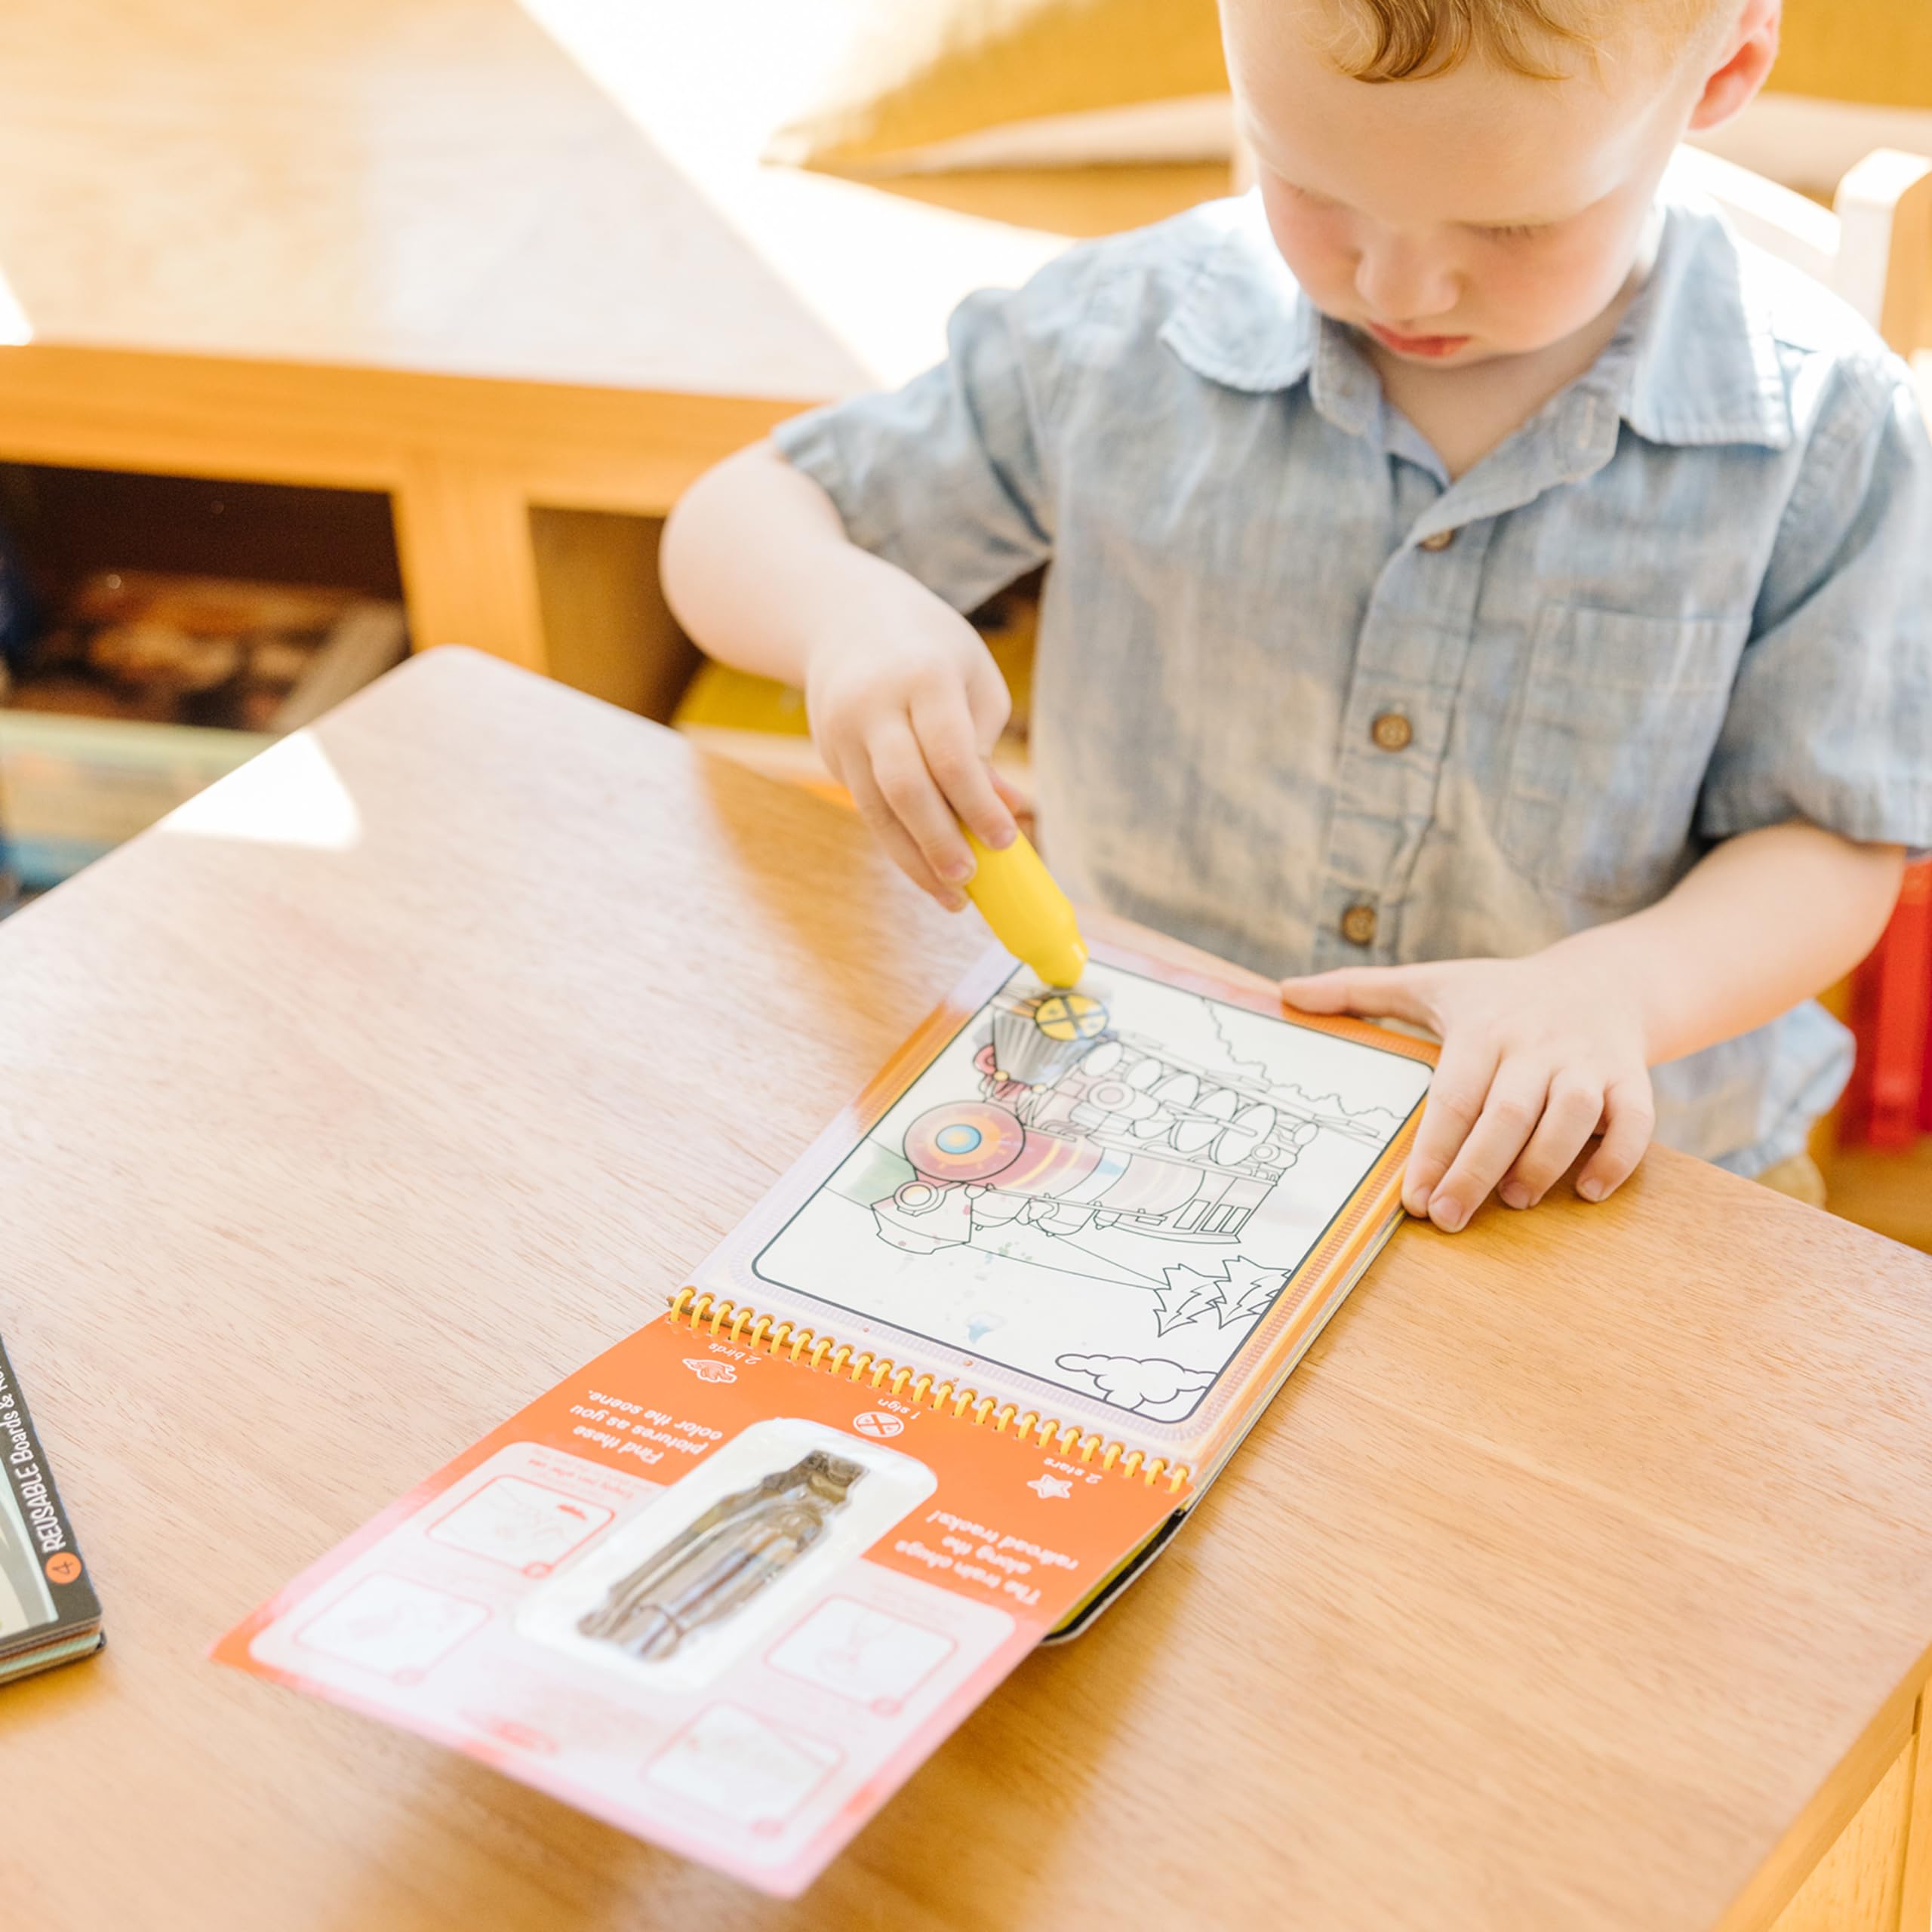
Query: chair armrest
1835 149 1932 353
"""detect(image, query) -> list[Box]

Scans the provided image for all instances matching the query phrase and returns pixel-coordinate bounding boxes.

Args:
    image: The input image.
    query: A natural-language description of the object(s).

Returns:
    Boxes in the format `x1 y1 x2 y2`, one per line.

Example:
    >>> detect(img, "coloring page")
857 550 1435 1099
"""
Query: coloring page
752 963 1431 1423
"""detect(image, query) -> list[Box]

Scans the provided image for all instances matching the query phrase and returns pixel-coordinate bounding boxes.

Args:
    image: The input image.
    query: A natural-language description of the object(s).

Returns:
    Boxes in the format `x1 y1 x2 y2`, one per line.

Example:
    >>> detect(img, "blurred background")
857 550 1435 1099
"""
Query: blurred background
0 0 1924 1239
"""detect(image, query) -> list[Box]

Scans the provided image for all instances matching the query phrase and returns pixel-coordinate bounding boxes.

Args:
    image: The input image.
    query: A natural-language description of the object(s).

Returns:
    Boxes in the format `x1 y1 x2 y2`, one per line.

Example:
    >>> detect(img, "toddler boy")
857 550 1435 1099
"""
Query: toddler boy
661 0 1928 1230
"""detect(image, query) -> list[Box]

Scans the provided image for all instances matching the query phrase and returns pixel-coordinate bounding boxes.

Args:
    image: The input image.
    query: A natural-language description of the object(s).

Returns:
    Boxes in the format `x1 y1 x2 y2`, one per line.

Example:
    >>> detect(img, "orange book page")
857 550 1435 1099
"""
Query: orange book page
690 940 1438 1480
213 1312 1182 1898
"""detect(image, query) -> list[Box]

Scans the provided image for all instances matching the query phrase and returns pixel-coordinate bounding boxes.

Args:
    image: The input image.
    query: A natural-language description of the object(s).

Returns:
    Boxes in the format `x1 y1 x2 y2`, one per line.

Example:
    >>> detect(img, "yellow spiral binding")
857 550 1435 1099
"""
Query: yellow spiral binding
668 1287 1189 1493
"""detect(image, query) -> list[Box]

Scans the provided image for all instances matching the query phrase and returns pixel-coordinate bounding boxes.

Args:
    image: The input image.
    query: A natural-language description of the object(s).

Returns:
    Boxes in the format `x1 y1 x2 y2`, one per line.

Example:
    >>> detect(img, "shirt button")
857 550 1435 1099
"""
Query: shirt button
1340 904 1378 947
1418 528 1457 552
1370 711 1412 752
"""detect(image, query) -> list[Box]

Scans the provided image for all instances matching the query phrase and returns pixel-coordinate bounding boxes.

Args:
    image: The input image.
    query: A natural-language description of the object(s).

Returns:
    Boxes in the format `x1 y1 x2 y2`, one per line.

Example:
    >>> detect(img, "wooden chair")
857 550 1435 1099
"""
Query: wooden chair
1675 141 1932 357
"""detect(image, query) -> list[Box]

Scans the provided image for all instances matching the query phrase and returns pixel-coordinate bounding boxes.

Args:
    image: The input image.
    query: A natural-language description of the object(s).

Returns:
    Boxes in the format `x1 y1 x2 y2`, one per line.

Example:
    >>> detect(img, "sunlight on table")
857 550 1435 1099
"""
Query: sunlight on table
162 732 361 852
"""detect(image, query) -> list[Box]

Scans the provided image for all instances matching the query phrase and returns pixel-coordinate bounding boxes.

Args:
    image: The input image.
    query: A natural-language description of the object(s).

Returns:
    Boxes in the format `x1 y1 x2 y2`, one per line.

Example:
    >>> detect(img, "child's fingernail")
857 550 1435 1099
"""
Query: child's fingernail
1499 1182 1531 1211
987 823 1018 850
1432 1195 1467 1232
1577 1178 1606 1202
940 858 974 883
940 891 968 912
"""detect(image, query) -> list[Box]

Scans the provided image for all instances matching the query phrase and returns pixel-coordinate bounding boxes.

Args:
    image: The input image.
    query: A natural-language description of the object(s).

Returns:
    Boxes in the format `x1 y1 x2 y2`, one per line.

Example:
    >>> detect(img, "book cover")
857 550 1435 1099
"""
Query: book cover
0 1334 103 1682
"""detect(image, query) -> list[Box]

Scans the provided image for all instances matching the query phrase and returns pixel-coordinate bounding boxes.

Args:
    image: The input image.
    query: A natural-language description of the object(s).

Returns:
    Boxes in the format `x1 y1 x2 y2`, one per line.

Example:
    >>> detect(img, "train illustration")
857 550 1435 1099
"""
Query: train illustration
869 987 1377 1256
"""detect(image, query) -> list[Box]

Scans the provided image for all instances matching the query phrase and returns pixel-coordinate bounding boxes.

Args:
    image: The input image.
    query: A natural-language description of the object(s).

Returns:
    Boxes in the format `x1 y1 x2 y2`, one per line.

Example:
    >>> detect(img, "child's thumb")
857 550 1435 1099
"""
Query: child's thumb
1281 966 1429 1024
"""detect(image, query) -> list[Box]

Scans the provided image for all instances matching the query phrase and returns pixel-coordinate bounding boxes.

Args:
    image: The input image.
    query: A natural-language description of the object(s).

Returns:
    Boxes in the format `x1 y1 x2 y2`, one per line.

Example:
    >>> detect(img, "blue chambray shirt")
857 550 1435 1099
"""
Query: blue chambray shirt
774 171 1932 1176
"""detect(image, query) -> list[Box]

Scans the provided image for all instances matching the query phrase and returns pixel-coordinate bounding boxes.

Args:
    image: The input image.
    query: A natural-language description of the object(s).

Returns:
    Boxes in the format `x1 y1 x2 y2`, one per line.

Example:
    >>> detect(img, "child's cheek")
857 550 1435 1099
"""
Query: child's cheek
1257 192 1355 310
1481 236 1615 349
1500 205 1653 347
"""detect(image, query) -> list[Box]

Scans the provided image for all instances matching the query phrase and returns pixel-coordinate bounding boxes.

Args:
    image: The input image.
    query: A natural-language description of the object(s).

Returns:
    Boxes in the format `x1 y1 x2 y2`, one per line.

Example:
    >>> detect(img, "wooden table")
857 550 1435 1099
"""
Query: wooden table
8 649 1932 1931
0 0 1220 709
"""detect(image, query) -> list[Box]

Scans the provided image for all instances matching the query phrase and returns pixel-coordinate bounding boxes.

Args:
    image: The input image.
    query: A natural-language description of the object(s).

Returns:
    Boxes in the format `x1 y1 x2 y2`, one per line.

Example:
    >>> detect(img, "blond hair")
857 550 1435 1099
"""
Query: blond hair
1328 0 1724 81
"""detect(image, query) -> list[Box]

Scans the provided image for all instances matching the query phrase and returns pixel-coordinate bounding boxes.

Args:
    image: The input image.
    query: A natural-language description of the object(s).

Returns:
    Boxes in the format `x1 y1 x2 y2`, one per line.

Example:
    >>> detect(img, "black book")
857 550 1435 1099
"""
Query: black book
0 1334 102 1683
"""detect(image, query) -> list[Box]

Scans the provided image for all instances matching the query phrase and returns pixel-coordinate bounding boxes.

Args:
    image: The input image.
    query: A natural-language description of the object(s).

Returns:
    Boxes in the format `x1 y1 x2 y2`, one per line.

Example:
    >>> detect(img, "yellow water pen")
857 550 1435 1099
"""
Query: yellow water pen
961 827 1089 988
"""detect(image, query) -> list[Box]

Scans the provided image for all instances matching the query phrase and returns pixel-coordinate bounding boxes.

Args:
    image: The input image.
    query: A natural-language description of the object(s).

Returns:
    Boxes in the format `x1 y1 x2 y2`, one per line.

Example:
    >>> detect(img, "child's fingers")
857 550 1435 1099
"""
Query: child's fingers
1281 965 1437 1027
1497 1073 1606 1208
866 720 976 887
909 687 1017 851
842 759 967 910
1574 1075 1657 1202
1400 1033 1500 1218
1426 1060 1552 1232
962 641 1015 742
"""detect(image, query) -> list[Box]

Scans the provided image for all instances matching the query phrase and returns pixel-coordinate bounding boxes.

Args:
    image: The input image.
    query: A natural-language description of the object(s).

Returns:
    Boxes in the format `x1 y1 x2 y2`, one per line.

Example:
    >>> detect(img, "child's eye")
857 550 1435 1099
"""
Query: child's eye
1482 222 1549 243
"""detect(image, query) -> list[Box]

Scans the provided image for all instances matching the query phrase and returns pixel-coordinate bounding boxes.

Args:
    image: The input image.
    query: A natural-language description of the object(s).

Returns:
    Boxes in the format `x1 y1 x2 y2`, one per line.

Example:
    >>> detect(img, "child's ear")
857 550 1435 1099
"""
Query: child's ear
1686 0 1780 134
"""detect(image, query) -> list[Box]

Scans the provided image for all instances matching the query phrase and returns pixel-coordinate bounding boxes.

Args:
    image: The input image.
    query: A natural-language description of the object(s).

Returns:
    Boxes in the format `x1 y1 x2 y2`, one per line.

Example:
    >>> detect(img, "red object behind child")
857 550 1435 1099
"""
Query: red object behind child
1841 860 1932 1149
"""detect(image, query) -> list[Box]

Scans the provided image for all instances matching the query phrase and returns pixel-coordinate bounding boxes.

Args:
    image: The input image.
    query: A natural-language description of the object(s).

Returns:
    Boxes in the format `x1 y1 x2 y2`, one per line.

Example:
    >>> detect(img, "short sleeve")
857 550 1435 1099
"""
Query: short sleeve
772 272 1068 614
1699 366 1932 853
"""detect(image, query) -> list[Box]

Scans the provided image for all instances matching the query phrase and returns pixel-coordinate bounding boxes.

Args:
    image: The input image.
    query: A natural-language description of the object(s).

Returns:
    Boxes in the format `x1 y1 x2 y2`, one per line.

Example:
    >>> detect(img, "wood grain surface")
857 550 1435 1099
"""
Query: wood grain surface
6 650 1932 1932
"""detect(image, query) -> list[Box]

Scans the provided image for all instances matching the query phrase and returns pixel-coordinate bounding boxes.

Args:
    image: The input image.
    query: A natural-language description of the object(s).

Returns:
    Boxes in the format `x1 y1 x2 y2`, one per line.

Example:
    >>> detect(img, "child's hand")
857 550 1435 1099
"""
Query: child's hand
804 601 1021 909
1280 949 1656 1231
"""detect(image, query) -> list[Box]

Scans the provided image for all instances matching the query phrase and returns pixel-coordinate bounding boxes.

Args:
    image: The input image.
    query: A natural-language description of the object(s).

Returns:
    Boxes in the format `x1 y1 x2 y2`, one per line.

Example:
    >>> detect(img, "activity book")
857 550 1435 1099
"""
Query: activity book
215 940 1435 1894
0 1333 103 1684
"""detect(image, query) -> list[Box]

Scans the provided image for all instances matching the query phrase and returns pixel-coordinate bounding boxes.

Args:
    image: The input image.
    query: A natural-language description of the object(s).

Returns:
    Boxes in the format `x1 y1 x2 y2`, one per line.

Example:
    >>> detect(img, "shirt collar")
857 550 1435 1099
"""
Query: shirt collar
1616 161 1794 451
1159 170 1793 454
1158 196 1321 395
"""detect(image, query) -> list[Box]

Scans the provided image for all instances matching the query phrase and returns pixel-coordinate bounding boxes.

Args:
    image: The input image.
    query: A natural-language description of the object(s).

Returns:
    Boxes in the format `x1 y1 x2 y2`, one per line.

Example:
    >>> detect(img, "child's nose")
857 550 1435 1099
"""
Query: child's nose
1353 245 1459 325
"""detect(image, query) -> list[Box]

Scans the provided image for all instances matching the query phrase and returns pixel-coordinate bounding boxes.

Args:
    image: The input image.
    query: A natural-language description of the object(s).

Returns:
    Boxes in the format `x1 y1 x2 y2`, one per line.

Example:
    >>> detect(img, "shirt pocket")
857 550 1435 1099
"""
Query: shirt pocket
1497 604 1749 909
